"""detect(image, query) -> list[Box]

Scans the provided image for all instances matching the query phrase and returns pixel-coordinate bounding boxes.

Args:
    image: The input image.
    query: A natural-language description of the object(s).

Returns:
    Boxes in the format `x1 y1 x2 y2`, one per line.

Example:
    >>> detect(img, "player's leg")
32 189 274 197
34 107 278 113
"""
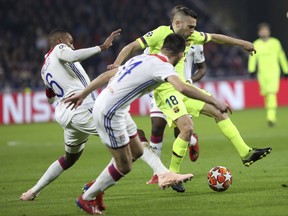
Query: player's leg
265 93 277 127
169 114 193 173
174 122 199 162
259 75 279 127
79 144 132 215
20 111 97 201
149 91 167 158
150 116 167 157
20 110 98 201
200 102 271 166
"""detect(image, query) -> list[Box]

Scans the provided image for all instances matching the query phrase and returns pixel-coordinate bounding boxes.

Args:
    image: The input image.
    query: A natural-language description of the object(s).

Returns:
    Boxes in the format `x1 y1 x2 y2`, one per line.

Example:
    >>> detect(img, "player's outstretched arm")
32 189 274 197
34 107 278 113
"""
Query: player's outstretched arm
167 75 231 114
210 33 256 56
191 62 206 83
107 40 142 69
58 29 121 62
99 29 121 51
64 68 118 109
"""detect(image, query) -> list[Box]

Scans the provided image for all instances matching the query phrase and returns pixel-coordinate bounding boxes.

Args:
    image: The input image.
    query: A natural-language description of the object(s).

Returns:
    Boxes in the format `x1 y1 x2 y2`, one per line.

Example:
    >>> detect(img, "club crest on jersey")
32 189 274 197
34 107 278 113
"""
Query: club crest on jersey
173 106 180 113
59 45 65 49
119 134 126 143
145 31 153 37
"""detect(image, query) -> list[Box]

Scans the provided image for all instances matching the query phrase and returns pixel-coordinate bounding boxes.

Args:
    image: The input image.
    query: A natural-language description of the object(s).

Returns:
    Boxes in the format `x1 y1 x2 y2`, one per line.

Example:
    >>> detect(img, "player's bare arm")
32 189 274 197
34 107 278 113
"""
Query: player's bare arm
64 68 118 109
99 29 121 51
167 75 231 113
107 40 142 69
58 29 121 62
191 62 206 83
210 33 256 56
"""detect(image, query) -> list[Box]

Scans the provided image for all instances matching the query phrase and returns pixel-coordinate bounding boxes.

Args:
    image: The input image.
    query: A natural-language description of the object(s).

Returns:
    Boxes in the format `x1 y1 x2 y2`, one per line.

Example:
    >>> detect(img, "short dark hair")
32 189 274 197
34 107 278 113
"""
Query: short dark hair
161 33 186 55
48 29 69 48
170 6 197 21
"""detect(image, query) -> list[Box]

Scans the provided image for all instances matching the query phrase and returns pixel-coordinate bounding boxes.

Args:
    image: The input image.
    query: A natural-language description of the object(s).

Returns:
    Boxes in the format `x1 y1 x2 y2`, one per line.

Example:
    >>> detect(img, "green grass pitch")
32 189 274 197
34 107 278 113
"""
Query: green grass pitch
0 108 287 216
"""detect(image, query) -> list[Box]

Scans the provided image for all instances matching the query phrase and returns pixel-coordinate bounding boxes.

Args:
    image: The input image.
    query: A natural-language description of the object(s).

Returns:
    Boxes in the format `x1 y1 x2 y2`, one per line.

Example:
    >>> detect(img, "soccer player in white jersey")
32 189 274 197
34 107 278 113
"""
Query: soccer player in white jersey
19 28 121 202
147 44 206 188
65 33 229 215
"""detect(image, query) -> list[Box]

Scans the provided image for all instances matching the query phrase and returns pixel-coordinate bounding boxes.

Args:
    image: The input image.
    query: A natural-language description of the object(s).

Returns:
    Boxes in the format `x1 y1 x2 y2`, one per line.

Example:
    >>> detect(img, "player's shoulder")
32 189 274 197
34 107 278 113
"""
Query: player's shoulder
269 37 281 44
144 25 172 38
55 43 68 50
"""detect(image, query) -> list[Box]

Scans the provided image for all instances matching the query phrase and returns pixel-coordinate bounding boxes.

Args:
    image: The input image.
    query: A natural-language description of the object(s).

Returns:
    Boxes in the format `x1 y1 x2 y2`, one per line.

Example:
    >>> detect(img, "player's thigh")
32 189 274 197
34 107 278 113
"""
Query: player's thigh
184 86 210 117
107 144 133 174
94 110 135 149
64 125 89 154
63 110 98 154
156 90 188 127
258 75 279 95
129 135 144 160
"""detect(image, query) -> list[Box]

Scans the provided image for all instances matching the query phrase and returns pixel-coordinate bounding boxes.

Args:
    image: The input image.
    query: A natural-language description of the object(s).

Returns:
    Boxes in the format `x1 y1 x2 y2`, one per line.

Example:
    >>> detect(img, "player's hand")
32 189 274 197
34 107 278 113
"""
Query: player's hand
242 41 256 56
100 29 121 51
215 100 232 115
63 93 84 110
107 63 119 70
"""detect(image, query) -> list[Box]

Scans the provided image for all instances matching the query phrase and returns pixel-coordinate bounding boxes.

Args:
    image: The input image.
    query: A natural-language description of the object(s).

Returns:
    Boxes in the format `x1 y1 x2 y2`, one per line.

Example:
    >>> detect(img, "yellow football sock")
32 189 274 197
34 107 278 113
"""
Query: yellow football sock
169 137 188 173
217 118 251 157
265 94 277 122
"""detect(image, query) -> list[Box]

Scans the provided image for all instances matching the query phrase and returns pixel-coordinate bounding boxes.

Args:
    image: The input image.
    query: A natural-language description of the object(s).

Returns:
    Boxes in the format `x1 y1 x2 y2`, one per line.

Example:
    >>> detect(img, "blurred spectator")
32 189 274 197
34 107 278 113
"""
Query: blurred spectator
0 0 249 92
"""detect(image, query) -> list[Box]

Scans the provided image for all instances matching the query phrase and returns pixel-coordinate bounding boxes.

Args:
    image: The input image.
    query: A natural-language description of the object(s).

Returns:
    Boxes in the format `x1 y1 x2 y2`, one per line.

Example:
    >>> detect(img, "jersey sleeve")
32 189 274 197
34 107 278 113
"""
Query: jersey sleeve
137 26 168 49
189 30 212 45
193 45 205 63
248 41 258 73
55 44 101 62
277 40 288 73
156 64 178 82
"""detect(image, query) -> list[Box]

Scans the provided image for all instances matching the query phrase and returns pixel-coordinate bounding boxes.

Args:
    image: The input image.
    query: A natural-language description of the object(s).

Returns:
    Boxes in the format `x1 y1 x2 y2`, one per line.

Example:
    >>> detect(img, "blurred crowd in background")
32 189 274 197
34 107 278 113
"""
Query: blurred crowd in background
0 0 253 92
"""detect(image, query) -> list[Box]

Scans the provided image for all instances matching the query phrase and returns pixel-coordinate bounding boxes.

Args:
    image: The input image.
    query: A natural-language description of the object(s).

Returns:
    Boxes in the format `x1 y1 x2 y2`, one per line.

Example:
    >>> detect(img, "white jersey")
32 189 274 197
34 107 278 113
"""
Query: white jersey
41 43 100 127
183 44 205 80
150 45 205 118
93 53 178 148
95 53 178 112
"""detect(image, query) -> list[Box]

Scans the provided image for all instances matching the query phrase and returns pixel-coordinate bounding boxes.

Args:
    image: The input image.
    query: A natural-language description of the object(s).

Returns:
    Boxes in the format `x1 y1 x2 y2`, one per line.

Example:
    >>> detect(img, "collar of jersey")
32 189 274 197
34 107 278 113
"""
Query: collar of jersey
150 53 169 62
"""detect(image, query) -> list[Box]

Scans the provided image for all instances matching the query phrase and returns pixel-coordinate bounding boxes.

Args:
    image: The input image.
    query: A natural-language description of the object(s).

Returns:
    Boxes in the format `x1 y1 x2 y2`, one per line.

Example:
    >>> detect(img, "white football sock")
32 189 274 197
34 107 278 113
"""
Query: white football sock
83 161 123 200
149 141 163 158
31 160 64 194
140 142 169 175
189 134 197 147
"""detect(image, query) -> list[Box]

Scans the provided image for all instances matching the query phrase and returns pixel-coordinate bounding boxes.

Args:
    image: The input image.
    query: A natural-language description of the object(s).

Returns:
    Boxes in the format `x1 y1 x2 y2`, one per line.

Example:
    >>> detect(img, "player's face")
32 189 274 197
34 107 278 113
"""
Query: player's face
258 26 270 39
174 16 196 39
62 33 75 50
172 52 184 66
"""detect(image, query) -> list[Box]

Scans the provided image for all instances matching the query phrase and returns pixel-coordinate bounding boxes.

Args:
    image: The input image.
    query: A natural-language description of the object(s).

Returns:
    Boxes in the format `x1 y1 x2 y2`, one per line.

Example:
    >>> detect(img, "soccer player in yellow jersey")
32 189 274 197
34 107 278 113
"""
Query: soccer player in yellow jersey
248 23 288 127
108 6 272 192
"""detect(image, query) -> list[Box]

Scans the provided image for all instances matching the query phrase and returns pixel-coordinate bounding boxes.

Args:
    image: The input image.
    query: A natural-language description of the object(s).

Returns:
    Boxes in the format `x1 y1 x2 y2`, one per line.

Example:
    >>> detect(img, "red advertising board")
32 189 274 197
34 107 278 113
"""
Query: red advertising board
1 79 288 125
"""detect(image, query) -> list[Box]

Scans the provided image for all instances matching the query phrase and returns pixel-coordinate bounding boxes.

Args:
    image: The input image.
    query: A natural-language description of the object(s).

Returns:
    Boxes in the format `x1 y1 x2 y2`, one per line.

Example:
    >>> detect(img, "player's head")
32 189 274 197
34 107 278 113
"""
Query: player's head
170 5 186 22
171 6 197 39
49 29 74 49
257 23 271 40
161 33 186 66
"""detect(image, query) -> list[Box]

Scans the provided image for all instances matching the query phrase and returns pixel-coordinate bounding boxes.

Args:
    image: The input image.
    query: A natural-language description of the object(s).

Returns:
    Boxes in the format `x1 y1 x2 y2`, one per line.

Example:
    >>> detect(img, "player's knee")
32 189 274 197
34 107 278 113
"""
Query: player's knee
179 124 193 140
151 118 166 136
58 156 77 170
118 162 132 175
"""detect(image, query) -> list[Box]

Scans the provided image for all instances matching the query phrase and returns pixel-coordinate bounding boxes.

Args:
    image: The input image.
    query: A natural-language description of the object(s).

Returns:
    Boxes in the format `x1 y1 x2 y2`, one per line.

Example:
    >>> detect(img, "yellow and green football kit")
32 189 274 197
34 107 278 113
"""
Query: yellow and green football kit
138 26 251 173
248 37 288 124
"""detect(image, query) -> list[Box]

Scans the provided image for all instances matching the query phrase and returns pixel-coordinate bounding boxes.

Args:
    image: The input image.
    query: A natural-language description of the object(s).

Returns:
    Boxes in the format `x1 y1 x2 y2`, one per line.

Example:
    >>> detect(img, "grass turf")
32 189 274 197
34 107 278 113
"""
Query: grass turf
0 107 287 216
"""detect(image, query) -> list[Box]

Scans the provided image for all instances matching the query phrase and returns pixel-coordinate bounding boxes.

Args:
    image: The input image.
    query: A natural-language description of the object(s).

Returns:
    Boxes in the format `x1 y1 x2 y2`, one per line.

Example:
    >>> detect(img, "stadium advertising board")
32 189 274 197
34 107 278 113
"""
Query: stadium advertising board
1 79 288 125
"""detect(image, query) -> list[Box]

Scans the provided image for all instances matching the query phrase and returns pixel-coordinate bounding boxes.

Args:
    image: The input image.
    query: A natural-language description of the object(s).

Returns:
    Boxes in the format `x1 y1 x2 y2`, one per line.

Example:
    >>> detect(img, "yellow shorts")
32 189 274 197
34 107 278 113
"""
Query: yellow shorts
154 85 210 127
